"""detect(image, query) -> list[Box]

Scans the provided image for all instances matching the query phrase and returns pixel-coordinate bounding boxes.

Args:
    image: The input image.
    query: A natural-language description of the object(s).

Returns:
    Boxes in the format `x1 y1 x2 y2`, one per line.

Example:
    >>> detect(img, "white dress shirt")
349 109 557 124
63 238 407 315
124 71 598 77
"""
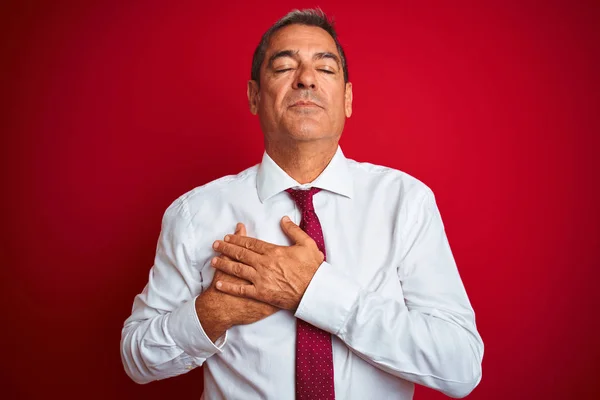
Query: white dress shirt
121 146 484 399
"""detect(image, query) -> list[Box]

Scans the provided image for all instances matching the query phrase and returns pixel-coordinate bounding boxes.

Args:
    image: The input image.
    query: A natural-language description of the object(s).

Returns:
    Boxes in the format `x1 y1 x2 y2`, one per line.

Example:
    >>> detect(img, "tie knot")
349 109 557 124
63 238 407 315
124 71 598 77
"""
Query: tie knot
286 187 321 212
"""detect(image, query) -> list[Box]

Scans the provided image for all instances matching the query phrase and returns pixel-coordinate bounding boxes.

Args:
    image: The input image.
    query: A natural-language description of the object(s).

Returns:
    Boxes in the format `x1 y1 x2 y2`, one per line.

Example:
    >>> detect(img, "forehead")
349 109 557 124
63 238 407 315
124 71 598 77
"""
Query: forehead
266 24 339 57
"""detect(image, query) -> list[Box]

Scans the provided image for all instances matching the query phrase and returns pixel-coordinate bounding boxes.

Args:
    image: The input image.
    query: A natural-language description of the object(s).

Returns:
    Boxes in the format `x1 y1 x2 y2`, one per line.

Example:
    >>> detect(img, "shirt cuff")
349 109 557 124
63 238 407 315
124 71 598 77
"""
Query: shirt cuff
294 261 362 334
167 296 227 359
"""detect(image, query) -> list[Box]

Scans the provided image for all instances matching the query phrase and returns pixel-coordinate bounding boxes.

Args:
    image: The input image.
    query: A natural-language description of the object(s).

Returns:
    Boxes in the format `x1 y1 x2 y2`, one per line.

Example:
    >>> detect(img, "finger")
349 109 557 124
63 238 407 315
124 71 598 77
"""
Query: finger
221 224 246 262
214 224 252 284
222 235 273 255
280 216 312 245
213 240 260 265
215 280 259 300
236 223 247 236
213 268 252 285
211 256 257 282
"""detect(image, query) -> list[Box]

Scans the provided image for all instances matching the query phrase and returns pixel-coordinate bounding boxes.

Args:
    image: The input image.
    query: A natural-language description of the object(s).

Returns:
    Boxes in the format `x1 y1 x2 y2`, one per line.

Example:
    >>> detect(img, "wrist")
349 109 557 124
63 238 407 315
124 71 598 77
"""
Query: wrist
196 289 232 342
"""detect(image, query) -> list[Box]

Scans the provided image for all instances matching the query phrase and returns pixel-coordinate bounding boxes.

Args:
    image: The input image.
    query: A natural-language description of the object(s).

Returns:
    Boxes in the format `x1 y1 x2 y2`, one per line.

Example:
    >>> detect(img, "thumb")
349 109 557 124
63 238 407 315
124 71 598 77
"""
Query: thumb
280 216 309 245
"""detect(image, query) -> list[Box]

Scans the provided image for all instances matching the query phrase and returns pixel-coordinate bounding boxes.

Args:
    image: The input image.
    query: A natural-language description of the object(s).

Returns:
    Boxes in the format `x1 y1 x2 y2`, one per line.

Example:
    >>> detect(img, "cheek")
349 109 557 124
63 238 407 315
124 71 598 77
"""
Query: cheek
262 85 286 114
329 91 347 119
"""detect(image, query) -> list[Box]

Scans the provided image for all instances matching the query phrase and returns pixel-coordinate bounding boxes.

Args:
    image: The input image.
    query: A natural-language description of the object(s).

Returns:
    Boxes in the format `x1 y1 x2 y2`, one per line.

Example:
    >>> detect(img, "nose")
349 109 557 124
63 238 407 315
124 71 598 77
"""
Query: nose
292 66 317 90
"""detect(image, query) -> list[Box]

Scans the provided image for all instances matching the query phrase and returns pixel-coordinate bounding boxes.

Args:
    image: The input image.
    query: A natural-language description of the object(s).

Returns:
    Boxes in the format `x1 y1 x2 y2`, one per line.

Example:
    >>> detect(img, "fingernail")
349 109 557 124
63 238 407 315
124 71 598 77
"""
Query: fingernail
216 281 222 289
213 241 220 249
283 216 290 222
211 257 217 266
224 235 230 242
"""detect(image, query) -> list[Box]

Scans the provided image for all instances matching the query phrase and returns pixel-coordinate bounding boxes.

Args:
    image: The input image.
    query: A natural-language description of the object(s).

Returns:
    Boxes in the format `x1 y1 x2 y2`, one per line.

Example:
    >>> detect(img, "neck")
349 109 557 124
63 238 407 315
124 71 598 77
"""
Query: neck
264 139 339 184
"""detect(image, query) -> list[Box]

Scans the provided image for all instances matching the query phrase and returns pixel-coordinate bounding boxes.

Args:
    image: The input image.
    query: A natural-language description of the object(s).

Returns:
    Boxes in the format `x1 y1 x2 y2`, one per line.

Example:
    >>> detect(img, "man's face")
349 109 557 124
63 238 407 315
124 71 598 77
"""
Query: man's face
248 24 352 144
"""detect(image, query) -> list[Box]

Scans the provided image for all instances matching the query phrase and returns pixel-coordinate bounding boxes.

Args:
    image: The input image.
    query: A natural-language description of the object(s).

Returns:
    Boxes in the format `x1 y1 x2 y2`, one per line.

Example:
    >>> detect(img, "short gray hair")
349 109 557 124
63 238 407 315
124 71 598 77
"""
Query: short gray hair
250 8 349 85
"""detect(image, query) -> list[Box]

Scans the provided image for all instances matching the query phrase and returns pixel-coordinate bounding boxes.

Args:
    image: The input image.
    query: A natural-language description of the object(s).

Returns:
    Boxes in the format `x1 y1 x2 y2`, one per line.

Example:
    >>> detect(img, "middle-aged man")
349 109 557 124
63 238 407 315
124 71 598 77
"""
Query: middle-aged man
121 8 484 400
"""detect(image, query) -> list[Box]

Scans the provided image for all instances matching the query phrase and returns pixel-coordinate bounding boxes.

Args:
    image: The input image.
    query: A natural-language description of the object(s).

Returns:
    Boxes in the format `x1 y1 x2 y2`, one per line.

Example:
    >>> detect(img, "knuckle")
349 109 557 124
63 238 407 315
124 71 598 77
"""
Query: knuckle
272 247 284 257
233 250 243 261
233 263 242 276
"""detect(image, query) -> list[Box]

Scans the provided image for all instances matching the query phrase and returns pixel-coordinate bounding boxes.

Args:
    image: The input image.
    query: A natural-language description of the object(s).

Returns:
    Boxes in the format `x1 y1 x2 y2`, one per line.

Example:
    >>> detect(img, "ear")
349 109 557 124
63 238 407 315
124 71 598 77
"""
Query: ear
344 82 353 118
247 80 260 115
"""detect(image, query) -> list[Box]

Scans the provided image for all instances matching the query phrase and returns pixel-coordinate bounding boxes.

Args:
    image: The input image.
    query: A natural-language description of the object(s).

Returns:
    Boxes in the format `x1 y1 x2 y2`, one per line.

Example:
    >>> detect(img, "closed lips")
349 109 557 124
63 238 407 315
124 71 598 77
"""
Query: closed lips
291 101 321 107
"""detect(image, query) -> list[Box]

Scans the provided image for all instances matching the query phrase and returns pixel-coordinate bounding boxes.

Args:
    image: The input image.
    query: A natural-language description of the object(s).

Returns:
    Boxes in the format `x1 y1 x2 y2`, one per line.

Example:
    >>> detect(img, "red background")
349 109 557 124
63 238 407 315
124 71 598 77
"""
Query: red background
2 0 599 399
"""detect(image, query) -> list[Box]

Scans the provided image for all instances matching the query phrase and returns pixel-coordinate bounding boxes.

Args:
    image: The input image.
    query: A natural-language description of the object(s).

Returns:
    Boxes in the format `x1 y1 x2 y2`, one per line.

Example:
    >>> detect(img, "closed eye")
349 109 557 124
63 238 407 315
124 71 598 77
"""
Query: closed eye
319 69 335 74
275 68 293 73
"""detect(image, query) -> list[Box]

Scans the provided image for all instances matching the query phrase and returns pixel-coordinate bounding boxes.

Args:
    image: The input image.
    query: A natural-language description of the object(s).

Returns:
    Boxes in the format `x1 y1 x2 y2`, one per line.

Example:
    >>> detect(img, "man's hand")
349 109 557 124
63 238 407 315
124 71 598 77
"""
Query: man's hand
195 223 278 343
211 216 324 311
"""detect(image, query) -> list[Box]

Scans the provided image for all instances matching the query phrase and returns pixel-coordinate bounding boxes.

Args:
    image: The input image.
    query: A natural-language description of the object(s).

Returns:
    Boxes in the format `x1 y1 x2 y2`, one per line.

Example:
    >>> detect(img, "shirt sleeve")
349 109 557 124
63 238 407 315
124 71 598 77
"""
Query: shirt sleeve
295 187 484 398
120 197 226 384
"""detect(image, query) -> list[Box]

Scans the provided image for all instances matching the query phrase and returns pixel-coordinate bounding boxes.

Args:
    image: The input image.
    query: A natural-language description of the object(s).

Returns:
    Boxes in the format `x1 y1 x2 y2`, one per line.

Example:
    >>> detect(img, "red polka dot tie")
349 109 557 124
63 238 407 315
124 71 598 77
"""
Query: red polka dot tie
286 187 335 400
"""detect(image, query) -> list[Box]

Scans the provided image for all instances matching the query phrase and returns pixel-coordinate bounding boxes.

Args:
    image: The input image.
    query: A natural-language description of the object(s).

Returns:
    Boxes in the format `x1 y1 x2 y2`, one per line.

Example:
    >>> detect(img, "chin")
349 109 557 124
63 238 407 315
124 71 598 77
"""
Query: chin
284 120 329 141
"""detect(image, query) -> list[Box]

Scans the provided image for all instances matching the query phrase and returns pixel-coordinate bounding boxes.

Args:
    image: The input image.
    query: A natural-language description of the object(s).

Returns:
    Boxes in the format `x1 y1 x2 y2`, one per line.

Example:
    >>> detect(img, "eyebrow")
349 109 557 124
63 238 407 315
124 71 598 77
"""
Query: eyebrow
267 50 341 69
313 51 341 68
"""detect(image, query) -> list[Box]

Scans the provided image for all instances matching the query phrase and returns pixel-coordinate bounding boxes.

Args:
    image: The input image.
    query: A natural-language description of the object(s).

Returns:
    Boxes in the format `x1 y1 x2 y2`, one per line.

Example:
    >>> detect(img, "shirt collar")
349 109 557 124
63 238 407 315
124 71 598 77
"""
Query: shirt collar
256 146 354 203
